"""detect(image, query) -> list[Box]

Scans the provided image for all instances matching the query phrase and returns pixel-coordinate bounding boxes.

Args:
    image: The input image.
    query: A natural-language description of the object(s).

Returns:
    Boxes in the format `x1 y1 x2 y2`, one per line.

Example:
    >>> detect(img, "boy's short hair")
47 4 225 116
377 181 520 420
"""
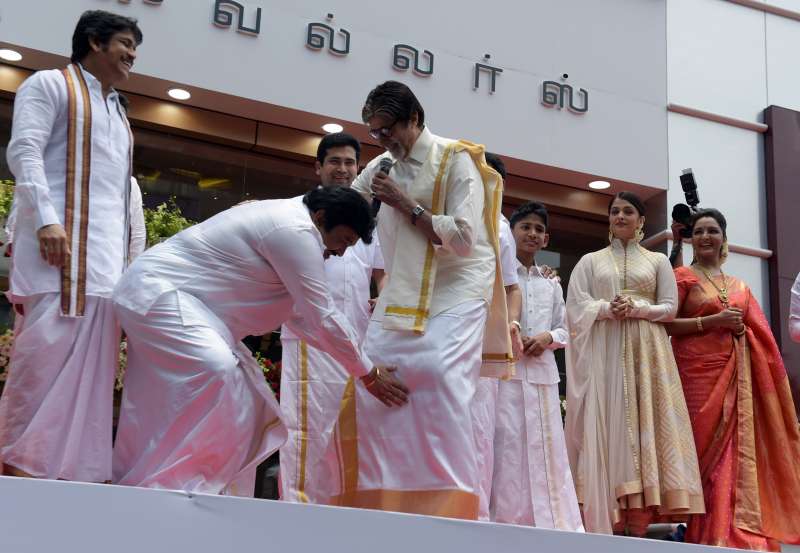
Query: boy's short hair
509 201 549 230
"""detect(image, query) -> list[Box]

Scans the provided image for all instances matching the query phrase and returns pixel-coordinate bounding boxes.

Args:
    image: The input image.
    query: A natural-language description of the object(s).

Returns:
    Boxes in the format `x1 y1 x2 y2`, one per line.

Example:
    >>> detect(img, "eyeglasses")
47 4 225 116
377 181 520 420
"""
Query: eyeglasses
368 119 398 140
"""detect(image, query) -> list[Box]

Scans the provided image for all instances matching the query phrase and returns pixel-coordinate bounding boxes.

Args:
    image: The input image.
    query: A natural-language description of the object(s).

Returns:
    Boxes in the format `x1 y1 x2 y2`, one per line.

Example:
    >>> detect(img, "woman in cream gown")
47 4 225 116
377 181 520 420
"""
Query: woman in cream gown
565 192 703 535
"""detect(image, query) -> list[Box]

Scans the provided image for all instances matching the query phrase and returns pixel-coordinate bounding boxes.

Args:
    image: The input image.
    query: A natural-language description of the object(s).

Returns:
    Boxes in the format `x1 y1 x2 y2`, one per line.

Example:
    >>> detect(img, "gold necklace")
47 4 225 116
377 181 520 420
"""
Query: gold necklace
695 264 729 306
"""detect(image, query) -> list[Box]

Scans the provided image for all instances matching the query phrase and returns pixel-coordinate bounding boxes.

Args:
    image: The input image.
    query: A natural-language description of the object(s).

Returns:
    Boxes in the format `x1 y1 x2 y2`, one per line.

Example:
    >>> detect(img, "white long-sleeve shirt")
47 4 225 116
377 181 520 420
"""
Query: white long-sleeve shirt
352 126 494 319
6 65 130 300
113 196 372 378
498 214 518 286
790 273 800 343
128 177 146 261
514 260 568 384
282 237 383 345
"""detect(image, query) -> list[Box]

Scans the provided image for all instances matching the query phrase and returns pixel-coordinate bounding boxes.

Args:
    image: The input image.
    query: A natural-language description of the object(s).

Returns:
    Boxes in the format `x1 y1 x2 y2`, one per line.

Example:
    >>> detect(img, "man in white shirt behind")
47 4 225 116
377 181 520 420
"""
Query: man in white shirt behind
280 132 385 503
490 201 583 530
471 152 523 521
0 10 142 482
112 187 407 495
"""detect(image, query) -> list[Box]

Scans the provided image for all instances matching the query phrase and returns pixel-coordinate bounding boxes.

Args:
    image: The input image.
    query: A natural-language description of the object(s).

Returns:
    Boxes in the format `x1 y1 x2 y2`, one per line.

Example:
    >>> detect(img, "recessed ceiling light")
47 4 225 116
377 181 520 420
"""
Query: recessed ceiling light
588 180 611 190
0 49 22 62
167 88 191 101
322 123 343 133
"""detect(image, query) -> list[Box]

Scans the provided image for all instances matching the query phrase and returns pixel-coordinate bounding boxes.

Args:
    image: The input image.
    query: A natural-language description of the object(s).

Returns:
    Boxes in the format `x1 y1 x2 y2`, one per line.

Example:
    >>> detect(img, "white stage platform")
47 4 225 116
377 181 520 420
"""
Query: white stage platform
0 476 794 552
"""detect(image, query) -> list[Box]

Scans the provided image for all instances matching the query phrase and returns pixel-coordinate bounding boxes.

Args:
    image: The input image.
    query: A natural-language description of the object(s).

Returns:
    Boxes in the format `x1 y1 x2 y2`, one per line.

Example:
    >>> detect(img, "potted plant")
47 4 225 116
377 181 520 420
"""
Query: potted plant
143 197 194 246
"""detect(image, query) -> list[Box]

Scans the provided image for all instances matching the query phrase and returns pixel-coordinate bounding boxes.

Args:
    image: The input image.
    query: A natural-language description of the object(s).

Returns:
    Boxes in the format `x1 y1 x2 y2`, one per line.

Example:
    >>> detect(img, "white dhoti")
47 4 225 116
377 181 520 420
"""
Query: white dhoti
471 376 499 521
491 380 583 531
112 290 286 494
328 300 488 520
279 339 348 503
0 293 119 481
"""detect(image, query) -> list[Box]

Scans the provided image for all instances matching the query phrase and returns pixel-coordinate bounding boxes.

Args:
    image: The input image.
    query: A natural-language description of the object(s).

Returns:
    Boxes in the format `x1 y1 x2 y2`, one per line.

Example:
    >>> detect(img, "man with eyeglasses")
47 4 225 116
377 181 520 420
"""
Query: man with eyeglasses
325 80 514 520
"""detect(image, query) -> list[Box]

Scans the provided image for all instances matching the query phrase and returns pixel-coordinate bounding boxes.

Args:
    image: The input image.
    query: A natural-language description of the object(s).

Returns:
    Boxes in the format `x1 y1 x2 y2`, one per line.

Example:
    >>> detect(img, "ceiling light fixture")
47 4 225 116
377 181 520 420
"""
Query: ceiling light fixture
322 123 344 133
0 49 23 62
588 180 611 190
167 88 191 101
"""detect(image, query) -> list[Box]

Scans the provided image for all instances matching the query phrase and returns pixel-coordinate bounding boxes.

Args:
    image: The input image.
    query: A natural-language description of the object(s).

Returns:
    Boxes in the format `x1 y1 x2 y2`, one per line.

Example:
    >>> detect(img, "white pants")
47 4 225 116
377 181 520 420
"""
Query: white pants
113 290 286 495
491 380 584 531
471 377 499 521
279 339 348 503
0 293 119 481
328 300 488 520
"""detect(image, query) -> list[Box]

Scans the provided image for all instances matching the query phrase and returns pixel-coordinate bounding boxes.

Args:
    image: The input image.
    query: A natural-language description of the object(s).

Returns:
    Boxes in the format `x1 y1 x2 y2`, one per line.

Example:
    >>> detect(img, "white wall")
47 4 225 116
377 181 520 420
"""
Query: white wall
664 0 800 310
0 0 669 189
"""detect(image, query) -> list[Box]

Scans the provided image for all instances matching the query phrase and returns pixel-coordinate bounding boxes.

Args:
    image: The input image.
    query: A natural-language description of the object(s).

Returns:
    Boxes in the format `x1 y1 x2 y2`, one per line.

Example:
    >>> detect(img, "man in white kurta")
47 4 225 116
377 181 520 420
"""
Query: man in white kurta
112 188 405 495
472 213 522 520
326 81 509 520
491 202 582 530
0 11 142 482
280 133 385 503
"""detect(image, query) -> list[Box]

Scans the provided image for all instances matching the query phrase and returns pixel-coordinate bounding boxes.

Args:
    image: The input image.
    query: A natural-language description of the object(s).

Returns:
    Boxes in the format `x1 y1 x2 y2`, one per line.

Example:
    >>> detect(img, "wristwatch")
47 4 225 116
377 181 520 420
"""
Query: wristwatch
411 204 425 225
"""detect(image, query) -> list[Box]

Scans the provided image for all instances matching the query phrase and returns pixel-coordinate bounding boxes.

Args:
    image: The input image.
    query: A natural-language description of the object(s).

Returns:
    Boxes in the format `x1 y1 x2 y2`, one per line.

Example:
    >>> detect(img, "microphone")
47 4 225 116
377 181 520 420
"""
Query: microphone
372 157 394 216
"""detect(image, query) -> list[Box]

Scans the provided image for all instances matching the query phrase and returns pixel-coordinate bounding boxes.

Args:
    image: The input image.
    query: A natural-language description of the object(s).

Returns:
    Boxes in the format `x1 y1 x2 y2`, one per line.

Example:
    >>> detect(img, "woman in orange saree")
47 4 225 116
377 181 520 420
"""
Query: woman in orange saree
668 208 800 551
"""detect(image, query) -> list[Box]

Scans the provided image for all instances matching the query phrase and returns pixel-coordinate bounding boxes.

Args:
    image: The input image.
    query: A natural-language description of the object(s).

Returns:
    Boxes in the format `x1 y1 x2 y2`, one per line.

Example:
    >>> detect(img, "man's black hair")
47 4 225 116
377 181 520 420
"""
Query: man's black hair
510 201 549 231
303 186 375 244
316 132 361 165
71 10 143 63
361 80 425 128
485 152 507 180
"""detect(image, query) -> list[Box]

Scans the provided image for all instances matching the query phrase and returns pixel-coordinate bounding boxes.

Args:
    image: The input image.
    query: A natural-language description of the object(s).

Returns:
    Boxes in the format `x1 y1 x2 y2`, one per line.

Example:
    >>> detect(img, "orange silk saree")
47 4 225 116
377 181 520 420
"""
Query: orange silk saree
672 266 800 550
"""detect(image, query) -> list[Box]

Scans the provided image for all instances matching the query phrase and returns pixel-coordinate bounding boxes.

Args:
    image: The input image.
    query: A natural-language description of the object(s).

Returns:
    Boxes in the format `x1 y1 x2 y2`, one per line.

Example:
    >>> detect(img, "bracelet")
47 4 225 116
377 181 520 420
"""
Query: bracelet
735 326 746 337
362 367 381 388
510 320 521 331
696 317 704 333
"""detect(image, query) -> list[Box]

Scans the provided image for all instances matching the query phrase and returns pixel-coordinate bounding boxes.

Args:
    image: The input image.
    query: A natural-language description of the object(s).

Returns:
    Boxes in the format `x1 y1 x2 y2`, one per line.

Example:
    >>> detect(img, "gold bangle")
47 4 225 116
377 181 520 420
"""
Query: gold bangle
735 326 746 337
362 368 378 388
696 317 704 333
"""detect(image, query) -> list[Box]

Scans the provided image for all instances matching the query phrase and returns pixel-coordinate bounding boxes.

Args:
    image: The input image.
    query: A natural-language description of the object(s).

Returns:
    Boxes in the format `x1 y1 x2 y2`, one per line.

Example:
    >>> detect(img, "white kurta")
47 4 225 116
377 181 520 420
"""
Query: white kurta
0 65 131 482
280 238 383 503
7 65 130 301
473 213 518 520
490 262 583 530
112 197 372 494
328 128 495 520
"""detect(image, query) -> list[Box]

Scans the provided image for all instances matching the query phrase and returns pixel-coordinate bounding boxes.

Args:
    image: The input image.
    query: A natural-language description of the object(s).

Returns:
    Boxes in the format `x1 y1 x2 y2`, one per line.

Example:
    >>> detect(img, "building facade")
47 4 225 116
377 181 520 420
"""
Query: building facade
1 0 798 393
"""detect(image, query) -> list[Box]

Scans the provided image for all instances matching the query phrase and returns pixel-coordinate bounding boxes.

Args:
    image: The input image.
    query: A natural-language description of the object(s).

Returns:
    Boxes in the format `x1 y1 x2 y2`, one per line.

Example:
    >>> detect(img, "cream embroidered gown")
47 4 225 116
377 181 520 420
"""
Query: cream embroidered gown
564 239 703 534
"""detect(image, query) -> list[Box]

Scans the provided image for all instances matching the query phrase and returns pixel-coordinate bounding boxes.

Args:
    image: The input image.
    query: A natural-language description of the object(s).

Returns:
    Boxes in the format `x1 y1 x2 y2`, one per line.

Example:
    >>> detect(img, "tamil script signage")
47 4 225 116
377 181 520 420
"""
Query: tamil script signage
116 0 588 113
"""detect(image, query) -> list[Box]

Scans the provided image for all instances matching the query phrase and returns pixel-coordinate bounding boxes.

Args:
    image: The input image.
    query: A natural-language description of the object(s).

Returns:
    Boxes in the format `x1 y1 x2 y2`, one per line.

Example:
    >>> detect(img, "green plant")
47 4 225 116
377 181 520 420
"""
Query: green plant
0 179 15 220
143 197 194 246
255 352 281 401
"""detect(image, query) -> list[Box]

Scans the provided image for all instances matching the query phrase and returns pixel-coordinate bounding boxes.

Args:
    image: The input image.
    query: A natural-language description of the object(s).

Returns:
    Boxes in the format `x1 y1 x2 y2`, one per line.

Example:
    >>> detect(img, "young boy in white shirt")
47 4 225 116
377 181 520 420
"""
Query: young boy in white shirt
489 201 583 531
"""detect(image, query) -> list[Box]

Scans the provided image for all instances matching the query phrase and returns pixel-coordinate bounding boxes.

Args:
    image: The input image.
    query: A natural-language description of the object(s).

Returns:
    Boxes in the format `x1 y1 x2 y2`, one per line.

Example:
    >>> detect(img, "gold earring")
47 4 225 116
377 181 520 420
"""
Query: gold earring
720 241 729 264
634 226 644 243
608 226 614 244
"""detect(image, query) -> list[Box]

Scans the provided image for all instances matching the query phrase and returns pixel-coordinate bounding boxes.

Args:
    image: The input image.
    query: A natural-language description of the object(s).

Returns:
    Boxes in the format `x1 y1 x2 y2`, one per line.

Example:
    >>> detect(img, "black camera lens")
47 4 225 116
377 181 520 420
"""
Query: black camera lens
672 203 694 238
